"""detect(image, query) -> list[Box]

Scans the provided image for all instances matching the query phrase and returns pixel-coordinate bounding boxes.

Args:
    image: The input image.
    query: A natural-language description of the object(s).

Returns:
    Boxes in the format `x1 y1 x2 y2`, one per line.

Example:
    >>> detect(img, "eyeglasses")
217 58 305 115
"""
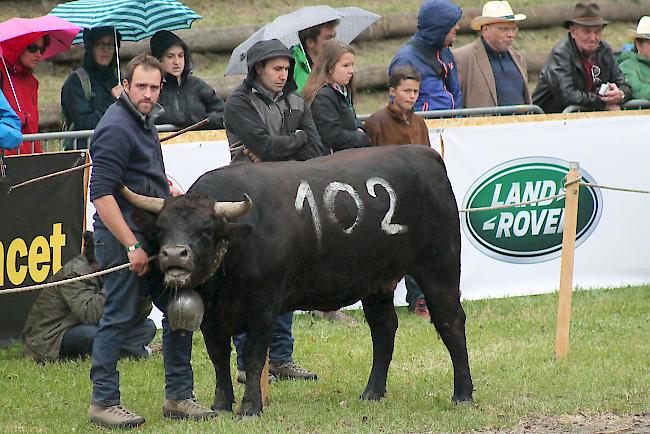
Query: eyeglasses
25 44 47 55
591 65 602 84
94 42 115 51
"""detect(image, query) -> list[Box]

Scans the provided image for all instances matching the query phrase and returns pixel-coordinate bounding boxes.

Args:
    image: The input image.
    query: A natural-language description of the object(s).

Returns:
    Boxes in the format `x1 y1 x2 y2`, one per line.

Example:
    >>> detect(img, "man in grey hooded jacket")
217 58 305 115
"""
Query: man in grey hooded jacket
224 39 321 383
225 39 322 164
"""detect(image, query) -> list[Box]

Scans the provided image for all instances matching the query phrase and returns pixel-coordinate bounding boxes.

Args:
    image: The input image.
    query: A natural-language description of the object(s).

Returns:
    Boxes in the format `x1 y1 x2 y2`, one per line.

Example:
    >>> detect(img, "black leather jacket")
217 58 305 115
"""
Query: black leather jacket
532 34 631 113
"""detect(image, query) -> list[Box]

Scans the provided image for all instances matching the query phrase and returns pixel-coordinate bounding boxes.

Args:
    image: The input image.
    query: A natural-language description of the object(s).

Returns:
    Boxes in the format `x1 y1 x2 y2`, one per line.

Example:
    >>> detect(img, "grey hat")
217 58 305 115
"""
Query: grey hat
563 3 609 29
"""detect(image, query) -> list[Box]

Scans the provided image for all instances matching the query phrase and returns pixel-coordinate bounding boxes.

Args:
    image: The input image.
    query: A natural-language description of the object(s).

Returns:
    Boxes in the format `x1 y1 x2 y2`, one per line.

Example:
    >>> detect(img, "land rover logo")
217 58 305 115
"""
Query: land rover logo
461 157 603 264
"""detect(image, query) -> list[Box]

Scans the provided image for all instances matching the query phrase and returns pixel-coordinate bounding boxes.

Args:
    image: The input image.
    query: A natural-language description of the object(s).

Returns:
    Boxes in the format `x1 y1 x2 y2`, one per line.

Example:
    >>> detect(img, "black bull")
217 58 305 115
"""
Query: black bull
126 145 473 416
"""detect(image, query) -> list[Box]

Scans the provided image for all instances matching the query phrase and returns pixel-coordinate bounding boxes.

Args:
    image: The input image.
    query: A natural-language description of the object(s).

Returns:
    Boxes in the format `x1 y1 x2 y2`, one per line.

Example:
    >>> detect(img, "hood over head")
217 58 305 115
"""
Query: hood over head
0 31 48 67
150 30 192 78
244 39 296 94
413 0 462 49
82 26 122 71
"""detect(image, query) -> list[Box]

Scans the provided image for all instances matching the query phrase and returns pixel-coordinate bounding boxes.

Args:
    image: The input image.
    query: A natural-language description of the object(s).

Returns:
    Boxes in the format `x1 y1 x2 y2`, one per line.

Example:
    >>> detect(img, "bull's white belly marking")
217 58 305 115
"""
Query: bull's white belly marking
323 182 364 234
366 177 408 235
294 178 408 241
295 180 323 244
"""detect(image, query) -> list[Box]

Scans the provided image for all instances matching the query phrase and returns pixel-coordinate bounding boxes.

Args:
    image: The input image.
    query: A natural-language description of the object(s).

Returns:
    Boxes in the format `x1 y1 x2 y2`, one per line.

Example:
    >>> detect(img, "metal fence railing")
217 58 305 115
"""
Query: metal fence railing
562 99 650 114
357 104 545 122
16 106 545 154
19 124 180 154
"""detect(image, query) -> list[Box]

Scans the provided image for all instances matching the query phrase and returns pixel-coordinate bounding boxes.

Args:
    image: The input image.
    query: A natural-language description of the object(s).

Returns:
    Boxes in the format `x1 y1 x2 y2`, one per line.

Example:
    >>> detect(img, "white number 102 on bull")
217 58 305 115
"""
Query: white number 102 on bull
294 178 408 245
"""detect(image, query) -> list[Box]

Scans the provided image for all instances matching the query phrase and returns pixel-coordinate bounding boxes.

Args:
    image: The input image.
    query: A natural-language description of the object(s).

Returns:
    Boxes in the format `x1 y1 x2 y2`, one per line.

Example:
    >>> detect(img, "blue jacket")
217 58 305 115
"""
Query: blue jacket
89 92 170 231
0 91 22 150
389 0 462 111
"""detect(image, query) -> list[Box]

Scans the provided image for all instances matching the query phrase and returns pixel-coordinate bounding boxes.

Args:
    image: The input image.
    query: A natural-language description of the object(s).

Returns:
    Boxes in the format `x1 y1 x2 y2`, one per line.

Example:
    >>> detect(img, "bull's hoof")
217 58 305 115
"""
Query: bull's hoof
236 403 262 417
360 389 386 401
211 402 233 413
452 394 473 405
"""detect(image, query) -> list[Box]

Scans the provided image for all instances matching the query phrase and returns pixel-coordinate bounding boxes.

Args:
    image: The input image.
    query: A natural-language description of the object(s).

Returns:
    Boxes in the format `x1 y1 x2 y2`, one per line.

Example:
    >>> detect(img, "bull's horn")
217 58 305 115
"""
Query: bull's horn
214 194 253 219
121 186 165 214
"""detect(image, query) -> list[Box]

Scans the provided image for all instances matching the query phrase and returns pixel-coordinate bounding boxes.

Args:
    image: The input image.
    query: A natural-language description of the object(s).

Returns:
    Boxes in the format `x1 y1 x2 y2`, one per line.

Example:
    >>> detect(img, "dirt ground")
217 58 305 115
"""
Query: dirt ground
466 413 650 434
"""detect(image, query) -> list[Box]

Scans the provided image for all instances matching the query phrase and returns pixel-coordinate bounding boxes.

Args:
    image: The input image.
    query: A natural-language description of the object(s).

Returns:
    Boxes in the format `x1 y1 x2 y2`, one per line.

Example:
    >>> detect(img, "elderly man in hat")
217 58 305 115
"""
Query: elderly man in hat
533 2 630 113
617 16 650 100
454 1 530 108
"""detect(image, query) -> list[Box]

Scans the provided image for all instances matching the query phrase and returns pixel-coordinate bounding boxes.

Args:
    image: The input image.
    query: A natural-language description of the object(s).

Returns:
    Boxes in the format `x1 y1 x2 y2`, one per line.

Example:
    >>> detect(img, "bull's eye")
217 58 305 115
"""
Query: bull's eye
200 228 213 239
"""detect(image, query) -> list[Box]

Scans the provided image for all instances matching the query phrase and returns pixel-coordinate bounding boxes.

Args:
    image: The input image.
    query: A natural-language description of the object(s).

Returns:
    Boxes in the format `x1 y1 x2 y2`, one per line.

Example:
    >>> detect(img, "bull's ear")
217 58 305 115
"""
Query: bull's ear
132 209 158 243
221 223 252 245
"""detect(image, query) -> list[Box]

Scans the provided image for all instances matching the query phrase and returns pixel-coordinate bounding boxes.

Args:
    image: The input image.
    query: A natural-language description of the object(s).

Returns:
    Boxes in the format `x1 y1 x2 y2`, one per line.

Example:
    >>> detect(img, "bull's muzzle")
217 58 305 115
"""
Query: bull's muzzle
159 244 194 288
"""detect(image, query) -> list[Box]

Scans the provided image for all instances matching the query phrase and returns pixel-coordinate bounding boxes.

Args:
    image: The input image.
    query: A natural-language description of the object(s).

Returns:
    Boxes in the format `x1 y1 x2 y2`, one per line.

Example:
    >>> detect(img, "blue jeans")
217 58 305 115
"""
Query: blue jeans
405 274 424 310
60 319 156 360
90 228 194 407
233 311 294 370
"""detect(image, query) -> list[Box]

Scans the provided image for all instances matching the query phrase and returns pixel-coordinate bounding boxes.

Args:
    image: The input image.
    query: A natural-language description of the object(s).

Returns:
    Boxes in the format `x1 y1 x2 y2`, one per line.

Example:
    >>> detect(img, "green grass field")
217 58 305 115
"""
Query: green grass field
1 285 648 433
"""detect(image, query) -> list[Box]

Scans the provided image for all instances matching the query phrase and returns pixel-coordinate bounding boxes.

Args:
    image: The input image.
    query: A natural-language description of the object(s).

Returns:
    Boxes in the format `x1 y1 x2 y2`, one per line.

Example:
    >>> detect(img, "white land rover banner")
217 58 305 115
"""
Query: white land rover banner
88 114 650 307
438 114 650 299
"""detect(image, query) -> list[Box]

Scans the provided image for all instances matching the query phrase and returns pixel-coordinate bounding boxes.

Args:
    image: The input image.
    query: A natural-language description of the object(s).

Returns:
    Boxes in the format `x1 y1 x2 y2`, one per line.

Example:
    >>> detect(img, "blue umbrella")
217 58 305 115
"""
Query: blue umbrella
49 0 201 44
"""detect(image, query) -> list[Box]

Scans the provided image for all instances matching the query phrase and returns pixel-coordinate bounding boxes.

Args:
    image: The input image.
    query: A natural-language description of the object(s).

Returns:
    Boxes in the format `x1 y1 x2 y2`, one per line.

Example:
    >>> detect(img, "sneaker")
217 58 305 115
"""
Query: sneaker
412 298 430 319
162 397 216 420
269 361 317 381
145 342 163 357
88 404 145 428
314 310 357 323
236 369 277 384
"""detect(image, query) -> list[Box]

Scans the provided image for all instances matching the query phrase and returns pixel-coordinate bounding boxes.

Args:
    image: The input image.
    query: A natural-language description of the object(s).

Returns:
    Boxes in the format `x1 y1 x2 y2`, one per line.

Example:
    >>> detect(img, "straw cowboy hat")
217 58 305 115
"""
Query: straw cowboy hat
629 16 650 40
470 1 526 31
563 3 609 29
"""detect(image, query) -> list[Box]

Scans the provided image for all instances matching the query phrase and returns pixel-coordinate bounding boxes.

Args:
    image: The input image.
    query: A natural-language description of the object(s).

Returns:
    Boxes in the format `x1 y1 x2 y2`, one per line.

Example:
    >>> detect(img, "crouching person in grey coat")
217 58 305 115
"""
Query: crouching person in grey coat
22 231 157 362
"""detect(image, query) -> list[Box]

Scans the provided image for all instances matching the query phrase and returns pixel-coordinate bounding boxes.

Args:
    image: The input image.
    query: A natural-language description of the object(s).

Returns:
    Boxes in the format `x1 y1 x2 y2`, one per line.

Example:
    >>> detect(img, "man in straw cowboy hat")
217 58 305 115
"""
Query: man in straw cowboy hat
454 1 530 108
533 2 630 113
617 16 650 100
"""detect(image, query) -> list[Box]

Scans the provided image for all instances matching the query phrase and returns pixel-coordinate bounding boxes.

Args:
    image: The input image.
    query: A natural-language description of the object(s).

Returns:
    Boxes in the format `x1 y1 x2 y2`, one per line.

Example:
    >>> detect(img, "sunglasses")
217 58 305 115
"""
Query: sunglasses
25 44 47 55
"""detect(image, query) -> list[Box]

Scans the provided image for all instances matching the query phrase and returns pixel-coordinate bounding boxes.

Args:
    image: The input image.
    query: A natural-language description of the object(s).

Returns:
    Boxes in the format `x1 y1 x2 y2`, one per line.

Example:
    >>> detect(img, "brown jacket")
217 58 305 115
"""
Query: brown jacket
454 38 531 108
364 103 430 147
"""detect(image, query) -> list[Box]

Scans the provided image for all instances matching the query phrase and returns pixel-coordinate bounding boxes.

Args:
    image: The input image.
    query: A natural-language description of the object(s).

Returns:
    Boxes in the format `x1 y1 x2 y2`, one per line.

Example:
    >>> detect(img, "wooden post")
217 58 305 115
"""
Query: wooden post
260 351 269 405
555 162 581 359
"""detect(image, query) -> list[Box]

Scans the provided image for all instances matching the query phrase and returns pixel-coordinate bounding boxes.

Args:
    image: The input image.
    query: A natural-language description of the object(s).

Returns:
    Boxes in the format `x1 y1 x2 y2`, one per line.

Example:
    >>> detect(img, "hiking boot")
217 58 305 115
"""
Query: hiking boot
269 361 317 381
412 298 430 319
162 397 216 420
88 404 145 428
236 370 277 385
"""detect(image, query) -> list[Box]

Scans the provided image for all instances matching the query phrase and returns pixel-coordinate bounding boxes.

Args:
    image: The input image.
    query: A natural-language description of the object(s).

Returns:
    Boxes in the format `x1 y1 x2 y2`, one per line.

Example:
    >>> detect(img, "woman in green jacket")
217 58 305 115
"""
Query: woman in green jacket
617 16 650 100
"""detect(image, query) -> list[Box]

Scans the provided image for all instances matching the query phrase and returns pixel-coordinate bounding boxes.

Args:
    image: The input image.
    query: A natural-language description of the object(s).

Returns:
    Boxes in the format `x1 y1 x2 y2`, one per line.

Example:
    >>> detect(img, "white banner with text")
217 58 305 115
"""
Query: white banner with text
438 114 650 299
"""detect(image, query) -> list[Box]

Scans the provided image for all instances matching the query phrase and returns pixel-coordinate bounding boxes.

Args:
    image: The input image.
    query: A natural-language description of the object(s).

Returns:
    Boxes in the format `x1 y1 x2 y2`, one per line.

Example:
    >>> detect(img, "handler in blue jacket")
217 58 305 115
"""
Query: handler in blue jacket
88 54 215 428
389 0 463 111
0 91 22 150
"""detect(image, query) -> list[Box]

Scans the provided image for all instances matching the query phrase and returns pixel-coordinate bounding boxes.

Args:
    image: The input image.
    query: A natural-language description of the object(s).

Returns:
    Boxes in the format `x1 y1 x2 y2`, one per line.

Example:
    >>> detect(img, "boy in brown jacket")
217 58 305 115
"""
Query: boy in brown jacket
364 66 430 147
364 66 431 318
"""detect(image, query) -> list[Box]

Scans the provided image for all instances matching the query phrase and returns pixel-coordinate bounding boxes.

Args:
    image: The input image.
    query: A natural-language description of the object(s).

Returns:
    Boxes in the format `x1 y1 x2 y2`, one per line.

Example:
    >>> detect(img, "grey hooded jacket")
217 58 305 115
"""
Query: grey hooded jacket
224 39 322 164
